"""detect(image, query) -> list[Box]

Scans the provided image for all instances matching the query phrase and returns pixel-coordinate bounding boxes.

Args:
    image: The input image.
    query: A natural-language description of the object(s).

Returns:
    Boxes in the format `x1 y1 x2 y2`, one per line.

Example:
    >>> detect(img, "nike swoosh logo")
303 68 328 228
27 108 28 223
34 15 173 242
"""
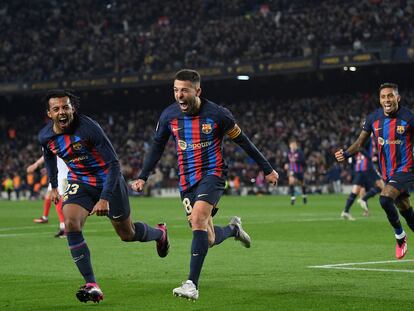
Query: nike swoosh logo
172 127 182 132
197 193 208 198
73 255 84 263
113 214 123 219
374 128 382 131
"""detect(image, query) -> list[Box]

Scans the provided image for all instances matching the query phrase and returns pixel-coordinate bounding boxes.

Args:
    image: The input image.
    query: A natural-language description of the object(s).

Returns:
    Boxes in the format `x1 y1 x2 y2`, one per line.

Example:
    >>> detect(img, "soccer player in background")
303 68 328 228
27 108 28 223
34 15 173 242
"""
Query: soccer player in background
335 83 414 260
340 141 373 220
284 140 307 205
39 89 169 303
357 134 385 213
131 69 279 300
28 155 68 237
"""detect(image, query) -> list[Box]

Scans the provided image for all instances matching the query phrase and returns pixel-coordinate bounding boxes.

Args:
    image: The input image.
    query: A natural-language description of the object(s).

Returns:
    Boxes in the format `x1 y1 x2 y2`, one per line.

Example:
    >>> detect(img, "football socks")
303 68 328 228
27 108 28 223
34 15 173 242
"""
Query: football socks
188 230 209 288
379 196 403 233
212 225 236 246
67 231 96 283
133 222 163 242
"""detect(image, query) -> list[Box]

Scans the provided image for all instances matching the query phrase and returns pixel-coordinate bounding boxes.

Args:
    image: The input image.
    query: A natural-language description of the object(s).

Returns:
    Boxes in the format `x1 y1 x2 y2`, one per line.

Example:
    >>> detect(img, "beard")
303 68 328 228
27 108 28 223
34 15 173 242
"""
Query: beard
179 97 200 115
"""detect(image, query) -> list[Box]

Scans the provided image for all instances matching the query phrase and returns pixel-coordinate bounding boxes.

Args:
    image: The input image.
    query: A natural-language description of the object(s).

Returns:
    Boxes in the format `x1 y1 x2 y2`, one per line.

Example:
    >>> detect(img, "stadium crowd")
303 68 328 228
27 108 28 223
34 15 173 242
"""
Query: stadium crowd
1 0 413 82
2 89 414 197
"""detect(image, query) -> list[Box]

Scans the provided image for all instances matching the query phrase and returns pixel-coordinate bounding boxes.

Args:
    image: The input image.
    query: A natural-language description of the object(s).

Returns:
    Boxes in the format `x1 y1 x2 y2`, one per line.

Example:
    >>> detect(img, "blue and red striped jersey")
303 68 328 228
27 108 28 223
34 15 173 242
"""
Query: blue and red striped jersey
354 137 374 172
354 152 369 172
287 149 305 173
39 114 120 200
363 106 414 181
142 99 235 191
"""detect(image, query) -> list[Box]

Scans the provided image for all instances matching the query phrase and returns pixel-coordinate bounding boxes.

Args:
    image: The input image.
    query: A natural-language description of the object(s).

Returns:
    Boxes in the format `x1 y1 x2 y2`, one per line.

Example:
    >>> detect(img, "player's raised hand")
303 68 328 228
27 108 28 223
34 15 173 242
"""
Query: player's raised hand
335 149 346 162
265 170 279 186
90 199 109 216
131 179 146 192
50 188 60 205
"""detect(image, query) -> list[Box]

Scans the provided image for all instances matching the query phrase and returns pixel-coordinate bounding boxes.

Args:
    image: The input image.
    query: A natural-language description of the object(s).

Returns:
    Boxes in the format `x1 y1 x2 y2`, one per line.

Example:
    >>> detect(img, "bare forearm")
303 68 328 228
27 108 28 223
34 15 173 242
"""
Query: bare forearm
345 130 370 157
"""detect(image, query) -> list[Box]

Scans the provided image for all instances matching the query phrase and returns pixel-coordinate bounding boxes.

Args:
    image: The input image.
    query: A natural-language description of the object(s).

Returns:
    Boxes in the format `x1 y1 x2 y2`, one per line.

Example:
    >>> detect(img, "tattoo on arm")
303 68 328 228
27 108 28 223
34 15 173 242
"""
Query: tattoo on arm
346 130 370 155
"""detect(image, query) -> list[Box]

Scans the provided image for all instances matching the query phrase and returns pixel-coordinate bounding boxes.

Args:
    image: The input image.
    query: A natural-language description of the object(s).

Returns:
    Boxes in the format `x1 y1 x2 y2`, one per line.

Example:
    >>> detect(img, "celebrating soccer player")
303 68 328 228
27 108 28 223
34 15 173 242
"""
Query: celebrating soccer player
335 83 414 260
39 89 169 303
131 69 278 300
284 139 307 205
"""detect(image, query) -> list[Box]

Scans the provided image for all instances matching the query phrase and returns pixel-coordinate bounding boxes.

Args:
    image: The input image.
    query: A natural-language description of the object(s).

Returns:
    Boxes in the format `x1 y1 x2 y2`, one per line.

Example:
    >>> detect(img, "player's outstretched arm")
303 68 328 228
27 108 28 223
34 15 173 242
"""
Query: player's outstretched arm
227 124 275 177
335 130 370 162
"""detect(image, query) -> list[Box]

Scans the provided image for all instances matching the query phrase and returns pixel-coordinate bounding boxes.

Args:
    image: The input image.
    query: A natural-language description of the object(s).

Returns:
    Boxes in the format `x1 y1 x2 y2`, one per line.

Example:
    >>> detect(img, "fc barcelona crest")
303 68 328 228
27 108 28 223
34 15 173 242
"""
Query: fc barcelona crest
397 125 405 134
72 142 83 150
202 123 212 134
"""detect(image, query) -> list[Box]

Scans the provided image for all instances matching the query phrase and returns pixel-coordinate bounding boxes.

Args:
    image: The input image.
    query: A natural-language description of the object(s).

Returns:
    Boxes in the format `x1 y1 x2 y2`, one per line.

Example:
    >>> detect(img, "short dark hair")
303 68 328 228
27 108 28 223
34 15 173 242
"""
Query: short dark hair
174 69 201 85
43 89 80 111
379 83 399 94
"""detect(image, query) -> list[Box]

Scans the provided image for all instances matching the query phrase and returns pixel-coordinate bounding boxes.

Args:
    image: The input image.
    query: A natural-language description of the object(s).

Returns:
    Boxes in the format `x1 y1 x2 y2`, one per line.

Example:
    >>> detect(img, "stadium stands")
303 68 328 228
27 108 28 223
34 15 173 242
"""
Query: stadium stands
2 90 413 194
1 0 413 82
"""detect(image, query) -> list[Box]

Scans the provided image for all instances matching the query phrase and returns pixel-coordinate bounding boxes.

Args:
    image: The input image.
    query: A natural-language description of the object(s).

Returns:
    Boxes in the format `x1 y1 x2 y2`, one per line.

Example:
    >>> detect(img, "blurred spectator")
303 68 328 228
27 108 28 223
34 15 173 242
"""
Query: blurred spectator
1 0 414 83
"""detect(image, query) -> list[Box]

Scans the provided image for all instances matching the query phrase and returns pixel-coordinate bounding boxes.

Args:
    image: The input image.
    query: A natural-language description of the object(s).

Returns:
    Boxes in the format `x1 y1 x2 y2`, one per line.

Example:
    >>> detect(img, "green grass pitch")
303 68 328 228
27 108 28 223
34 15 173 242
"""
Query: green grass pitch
1 194 413 310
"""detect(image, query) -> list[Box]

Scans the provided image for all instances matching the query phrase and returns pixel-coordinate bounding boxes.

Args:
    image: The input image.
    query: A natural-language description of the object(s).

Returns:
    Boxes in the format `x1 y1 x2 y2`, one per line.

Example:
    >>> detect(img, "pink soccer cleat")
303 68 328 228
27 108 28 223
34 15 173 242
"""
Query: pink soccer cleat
76 283 104 303
156 223 170 258
396 236 408 260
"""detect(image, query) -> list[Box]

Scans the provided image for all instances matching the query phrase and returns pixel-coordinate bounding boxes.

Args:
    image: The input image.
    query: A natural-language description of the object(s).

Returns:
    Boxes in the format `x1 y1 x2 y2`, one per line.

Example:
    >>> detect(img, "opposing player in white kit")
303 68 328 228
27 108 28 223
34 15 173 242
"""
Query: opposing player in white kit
27 155 68 237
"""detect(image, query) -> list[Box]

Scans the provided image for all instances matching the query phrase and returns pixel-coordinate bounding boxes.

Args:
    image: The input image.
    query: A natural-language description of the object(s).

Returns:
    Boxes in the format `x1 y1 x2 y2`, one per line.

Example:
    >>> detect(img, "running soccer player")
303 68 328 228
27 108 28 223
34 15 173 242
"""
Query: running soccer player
335 83 414 260
284 140 307 205
28 155 68 237
39 89 169 303
357 135 385 213
131 69 278 300
341 142 373 220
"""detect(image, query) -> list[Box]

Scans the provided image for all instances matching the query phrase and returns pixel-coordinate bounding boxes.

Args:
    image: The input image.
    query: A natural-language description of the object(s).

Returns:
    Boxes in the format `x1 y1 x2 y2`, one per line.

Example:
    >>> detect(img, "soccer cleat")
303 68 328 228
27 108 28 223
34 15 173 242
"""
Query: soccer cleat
33 216 48 224
76 283 104 303
229 216 251 248
396 236 408 259
290 196 296 206
357 199 369 216
341 211 356 221
303 196 307 204
173 280 199 300
54 229 66 238
156 223 170 258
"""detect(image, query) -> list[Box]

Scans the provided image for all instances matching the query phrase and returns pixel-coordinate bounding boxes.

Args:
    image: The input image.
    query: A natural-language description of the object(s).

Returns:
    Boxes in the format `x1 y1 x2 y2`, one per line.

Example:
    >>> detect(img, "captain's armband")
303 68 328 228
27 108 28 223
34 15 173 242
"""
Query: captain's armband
226 124 242 139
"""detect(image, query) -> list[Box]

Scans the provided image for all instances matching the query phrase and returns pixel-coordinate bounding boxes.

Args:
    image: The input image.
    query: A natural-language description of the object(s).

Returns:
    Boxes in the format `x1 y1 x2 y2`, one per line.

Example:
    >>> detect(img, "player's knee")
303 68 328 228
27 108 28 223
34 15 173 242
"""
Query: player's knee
119 234 134 242
395 197 410 211
191 213 209 228
65 218 82 231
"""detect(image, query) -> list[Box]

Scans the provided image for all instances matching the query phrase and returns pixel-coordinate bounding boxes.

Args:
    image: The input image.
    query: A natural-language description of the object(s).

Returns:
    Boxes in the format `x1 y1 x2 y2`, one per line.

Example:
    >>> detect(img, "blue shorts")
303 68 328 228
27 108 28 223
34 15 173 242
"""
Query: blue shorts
289 171 304 182
368 168 381 182
387 172 414 192
352 171 373 189
180 175 226 217
62 175 130 221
